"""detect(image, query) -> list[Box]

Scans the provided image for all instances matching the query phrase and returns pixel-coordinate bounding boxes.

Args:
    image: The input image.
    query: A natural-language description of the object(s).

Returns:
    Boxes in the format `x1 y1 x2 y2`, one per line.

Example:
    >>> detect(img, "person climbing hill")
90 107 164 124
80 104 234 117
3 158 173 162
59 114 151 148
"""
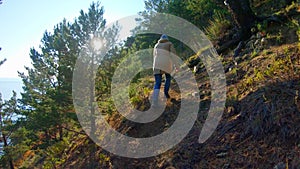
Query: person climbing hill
152 34 179 106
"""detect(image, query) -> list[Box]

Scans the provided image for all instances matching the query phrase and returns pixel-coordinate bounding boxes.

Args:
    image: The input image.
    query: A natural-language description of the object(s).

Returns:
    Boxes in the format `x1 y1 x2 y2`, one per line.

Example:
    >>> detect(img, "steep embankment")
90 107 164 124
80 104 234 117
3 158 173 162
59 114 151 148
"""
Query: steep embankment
108 47 300 169
57 4 300 169
60 45 299 168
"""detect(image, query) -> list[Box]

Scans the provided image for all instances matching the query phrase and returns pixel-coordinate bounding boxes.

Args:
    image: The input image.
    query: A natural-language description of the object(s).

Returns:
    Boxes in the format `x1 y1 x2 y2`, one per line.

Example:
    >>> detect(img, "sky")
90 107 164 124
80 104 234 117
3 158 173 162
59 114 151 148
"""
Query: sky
0 0 145 78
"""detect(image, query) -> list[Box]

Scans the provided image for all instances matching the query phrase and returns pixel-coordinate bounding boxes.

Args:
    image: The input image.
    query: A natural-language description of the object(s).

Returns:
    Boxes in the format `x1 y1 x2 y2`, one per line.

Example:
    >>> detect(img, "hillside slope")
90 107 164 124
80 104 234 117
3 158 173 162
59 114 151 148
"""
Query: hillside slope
58 9 300 169
19 3 299 169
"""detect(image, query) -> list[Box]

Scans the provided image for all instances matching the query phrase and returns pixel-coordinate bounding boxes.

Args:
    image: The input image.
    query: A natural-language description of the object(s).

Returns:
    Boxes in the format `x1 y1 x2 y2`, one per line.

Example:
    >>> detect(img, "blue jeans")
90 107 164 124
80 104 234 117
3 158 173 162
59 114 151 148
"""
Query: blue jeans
154 73 171 98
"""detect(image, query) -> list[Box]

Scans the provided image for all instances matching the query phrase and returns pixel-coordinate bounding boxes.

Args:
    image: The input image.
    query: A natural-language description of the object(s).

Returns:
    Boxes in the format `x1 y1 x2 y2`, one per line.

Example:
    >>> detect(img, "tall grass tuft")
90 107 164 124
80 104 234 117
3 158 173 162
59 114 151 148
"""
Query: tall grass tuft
204 12 231 42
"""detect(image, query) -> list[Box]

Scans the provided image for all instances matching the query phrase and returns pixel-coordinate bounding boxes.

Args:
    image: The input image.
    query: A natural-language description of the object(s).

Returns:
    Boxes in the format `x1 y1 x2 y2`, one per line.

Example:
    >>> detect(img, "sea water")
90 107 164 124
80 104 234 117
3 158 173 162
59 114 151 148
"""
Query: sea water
0 78 23 156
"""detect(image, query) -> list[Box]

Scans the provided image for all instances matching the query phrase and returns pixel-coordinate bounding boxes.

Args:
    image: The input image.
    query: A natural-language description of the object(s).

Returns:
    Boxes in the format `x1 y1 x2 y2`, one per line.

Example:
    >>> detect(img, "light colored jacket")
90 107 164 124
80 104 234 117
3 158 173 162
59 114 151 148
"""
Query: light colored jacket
153 39 177 75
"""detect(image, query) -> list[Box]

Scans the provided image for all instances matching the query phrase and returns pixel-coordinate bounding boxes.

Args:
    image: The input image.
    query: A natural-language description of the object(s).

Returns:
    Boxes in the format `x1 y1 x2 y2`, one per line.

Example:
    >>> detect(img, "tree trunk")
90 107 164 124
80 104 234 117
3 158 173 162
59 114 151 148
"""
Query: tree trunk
58 125 63 141
2 133 14 169
225 0 258 40
90 53 96 136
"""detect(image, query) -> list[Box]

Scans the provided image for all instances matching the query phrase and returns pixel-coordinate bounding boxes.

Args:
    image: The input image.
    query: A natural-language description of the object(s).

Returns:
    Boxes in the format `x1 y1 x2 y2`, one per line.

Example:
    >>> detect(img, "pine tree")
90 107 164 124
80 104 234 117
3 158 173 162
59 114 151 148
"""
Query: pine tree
71 2 122 139
0 91 18 169
18 19 80 145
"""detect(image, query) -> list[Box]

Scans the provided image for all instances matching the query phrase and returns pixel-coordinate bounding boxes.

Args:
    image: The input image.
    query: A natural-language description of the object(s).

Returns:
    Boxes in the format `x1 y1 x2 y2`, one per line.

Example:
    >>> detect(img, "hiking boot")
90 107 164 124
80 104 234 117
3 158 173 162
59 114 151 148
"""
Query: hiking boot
165 93 171 99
